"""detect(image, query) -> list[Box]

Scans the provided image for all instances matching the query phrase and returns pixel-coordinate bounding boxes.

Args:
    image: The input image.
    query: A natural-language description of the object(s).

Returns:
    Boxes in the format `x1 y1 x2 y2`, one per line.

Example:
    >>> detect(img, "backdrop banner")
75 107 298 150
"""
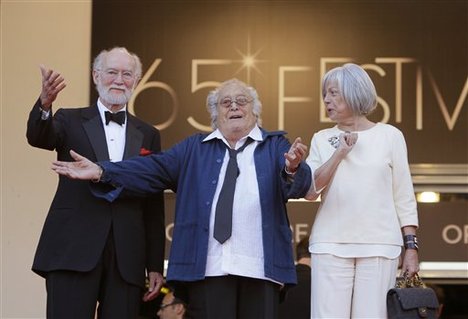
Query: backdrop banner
92 1 467 262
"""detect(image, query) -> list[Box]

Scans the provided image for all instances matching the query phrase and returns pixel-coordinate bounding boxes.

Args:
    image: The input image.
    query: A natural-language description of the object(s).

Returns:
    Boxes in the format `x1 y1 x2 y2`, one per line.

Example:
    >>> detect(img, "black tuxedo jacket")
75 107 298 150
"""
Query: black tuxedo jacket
27 99 165 287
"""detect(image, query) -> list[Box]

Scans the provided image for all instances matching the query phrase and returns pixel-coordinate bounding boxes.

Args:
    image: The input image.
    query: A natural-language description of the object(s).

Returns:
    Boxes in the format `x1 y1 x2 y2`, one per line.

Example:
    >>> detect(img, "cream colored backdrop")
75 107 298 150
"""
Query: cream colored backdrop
1 1 91 317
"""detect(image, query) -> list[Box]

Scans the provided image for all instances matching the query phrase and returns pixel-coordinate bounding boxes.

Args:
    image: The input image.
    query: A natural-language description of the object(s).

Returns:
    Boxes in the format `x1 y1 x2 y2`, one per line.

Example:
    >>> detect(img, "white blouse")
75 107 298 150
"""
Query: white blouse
306 123 418 258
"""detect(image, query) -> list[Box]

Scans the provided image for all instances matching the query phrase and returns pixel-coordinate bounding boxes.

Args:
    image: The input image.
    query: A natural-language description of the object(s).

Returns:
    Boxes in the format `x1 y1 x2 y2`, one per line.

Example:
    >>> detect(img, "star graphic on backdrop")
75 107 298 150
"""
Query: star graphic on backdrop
233 35 266 84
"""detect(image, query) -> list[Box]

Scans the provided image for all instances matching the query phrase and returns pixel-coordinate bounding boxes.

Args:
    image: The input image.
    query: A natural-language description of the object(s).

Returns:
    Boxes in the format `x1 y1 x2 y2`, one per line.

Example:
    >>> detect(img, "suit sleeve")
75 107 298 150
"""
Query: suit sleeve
143 130 166 273
26 98 65 151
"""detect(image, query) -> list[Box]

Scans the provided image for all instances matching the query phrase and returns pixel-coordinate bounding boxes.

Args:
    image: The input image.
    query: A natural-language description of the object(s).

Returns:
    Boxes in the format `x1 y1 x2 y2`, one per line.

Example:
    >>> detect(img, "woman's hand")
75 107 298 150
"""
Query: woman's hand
400 249 420 278
400 226 420 277
337 131 358 155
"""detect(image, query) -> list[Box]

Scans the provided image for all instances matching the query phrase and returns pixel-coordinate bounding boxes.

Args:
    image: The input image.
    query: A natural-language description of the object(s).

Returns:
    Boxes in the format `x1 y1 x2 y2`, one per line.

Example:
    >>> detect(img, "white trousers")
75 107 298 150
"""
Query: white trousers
311 254 399 319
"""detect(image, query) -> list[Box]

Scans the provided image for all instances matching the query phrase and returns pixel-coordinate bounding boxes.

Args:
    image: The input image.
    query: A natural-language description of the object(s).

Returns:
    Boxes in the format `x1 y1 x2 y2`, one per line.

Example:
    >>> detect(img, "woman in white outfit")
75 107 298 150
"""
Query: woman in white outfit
305 63 420 318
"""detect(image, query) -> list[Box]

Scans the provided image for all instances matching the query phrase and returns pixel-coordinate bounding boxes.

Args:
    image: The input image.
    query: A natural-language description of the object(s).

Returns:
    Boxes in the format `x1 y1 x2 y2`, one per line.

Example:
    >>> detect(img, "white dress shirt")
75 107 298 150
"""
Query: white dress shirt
40 100 127 162
97 99 126 162
203 125 277 283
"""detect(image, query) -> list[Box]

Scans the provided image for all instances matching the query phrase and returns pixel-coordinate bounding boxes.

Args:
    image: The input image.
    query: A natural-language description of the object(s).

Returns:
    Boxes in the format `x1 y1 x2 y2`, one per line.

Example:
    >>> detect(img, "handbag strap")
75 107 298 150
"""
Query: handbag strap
395 272 426 288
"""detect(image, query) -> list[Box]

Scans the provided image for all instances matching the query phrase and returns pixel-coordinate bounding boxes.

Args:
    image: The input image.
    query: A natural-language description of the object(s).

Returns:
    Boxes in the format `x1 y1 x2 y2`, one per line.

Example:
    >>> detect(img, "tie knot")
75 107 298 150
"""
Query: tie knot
227 137 253 157
105 111 126 125
228 148 238 158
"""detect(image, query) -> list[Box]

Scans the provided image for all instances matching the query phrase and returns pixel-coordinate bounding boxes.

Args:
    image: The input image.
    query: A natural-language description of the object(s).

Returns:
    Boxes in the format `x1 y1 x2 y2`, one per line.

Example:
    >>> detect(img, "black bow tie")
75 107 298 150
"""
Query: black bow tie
104 111 126 125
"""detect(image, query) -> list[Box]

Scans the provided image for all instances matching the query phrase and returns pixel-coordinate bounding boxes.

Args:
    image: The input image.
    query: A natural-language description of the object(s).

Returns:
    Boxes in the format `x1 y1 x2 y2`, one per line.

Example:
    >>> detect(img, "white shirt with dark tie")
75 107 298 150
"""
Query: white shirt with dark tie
203 125 279 284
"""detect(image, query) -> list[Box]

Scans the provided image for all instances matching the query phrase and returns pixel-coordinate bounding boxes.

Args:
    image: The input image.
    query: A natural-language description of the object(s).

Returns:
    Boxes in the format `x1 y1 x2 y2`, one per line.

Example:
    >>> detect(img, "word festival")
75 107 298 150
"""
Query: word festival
128 57 467 133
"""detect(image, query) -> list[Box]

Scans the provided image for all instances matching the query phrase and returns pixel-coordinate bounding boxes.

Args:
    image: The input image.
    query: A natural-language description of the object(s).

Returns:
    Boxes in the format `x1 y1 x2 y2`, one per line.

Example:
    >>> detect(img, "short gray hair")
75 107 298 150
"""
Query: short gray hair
92 47 143 80
322 63 377 116
206 78 262 129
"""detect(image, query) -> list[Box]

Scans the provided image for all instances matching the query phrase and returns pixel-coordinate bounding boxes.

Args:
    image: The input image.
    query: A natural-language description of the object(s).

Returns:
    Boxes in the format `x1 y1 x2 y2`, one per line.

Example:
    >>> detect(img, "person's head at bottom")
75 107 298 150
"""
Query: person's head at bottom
157 288 187 319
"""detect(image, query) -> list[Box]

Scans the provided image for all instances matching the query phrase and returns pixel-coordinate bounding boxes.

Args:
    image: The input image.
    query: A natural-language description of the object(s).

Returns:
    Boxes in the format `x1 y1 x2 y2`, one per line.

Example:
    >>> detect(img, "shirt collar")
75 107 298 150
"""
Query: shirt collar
203 125 263 147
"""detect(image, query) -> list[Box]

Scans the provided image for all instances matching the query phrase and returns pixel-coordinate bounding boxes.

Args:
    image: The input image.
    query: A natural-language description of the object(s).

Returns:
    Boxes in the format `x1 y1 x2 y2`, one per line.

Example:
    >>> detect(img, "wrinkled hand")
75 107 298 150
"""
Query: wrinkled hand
337 132 358 155
143 271 164 302
400 249 420 278
40 65 66 110
51 150 100 180
284 137 308 173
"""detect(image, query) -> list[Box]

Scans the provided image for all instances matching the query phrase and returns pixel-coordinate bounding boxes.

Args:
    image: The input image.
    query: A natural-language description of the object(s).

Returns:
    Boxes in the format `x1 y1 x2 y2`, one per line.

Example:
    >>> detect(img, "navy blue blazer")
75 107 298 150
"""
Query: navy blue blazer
95 128 311 285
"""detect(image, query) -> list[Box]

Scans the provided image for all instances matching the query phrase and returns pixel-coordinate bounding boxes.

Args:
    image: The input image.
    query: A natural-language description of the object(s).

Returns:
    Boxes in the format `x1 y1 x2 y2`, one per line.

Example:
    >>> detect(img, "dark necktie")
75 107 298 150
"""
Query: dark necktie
104 111 126 125
214 137 254 244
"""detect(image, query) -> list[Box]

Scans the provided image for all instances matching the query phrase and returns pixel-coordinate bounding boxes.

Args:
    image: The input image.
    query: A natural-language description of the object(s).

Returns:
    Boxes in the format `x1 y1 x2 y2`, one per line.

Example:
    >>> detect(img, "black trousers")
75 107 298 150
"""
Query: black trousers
45 231 142 319
175 275 280 319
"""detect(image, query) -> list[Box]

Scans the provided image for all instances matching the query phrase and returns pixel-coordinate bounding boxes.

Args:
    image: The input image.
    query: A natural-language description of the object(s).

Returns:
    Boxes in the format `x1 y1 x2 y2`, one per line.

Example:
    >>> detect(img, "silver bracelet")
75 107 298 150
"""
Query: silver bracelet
404 234 419 251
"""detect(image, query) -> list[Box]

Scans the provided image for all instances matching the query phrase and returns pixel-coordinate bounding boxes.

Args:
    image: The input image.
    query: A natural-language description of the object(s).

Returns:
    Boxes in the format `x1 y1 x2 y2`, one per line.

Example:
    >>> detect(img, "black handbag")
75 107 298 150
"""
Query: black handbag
387 273 439 319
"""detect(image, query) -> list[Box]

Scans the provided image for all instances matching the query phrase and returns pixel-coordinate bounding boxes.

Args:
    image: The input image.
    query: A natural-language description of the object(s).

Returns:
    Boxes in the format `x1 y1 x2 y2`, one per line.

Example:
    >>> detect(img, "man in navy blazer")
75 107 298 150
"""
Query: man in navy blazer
27 47 165 319
51 78 312 319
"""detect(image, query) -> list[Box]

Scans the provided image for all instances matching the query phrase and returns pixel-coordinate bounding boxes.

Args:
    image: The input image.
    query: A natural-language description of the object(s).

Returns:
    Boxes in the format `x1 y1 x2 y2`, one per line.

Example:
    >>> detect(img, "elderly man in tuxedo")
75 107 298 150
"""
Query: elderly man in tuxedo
27 47 165 319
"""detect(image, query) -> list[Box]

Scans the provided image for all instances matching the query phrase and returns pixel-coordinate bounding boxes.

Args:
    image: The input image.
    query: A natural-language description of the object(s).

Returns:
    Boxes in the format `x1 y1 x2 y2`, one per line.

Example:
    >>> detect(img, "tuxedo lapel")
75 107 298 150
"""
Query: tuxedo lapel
82 106 110 162
123 115 144 160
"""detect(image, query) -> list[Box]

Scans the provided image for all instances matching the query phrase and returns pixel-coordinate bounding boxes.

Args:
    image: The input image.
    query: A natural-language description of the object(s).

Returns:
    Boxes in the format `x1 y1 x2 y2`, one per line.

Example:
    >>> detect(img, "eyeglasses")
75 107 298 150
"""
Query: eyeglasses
218 95 252 108
100 68 135 81
159 301 182 311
